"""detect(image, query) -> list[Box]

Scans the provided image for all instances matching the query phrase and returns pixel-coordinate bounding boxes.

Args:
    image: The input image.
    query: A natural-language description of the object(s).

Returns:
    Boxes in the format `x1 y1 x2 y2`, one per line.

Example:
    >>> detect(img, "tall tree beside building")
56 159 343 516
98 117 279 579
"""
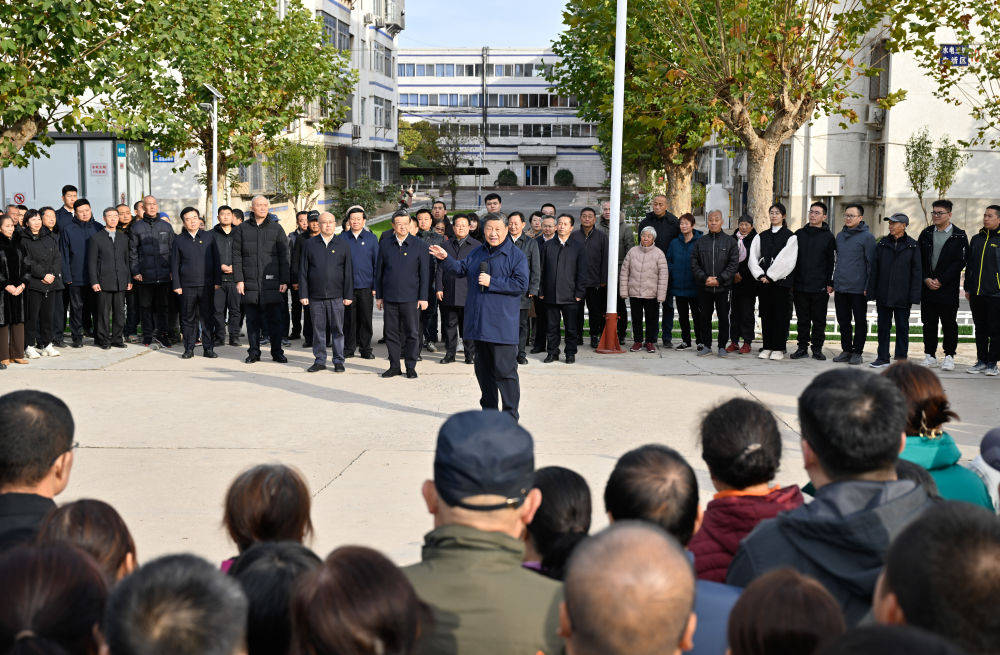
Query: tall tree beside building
436 122 471 210
399 120 443 168
268 140 326 213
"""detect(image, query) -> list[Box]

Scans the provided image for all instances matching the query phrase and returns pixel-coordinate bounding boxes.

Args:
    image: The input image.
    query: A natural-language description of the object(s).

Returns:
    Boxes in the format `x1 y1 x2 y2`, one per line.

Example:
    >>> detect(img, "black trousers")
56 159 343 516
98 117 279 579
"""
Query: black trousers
517 307 530 358
794 290 829 351
475 341 520 420
26 290 55 348
214 282 242 341
729 285 756 344
245 302 284 358
168 291 180 335
532 298 548 351
421 294 439 344
137 282 171 343
629 297 659 343
344 288 374 355
758 284 792 352
124 289 139 338
697 290 730 349
876 303 911 361
615 295 628 341
52 290 66 344
834 292 868 354
545 302 579 356
675 295 701 346
289 288 303 337
442 304 467 357
384 301 420 370
921 300 959 356
95 290 126 346
661 296 675 344
969 295 1000 365
576 286 606 345
67 285 97 342
181 286 214 352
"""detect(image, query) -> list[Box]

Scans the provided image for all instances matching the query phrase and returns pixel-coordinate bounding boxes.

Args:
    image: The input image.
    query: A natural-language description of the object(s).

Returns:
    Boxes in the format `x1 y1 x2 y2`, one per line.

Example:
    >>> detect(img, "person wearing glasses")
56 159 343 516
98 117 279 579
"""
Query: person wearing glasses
790 201 836 361
917 200 968 372
832 204 877 366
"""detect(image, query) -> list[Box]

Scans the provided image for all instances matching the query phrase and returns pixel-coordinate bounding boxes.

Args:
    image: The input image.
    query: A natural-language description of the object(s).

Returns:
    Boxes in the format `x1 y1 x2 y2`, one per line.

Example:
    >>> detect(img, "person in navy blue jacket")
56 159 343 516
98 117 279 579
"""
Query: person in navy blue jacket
129 195 176 348
170 207 220 359
376 210 429 378
435 213 480 364
59 198 103 347
430 212 529 420
340 206 379 359
299 212 353 373
86 208 132 349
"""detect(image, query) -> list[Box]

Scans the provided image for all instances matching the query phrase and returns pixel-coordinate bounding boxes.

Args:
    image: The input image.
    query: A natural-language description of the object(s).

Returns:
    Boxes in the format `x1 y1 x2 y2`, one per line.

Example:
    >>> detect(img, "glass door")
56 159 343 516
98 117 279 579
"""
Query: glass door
524 164 549 186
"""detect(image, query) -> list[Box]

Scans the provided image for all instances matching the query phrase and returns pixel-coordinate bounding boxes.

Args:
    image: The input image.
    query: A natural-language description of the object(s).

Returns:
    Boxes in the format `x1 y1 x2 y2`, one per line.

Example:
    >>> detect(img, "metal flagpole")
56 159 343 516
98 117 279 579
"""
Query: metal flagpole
596 0 627 354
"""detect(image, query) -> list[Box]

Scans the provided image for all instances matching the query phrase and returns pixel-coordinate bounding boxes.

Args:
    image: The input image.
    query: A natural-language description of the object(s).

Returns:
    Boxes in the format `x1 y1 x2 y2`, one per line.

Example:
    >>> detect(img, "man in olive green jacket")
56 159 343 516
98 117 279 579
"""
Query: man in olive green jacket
404 410 563 655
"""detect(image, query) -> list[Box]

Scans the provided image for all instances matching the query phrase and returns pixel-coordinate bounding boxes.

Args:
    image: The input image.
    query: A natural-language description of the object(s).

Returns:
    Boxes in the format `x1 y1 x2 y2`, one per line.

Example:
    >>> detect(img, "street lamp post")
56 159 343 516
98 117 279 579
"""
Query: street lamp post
203 83 223 227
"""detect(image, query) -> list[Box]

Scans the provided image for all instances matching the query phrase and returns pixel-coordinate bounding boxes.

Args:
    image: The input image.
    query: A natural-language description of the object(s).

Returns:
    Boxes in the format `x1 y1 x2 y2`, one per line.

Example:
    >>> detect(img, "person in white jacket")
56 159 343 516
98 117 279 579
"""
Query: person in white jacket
748 202 798 360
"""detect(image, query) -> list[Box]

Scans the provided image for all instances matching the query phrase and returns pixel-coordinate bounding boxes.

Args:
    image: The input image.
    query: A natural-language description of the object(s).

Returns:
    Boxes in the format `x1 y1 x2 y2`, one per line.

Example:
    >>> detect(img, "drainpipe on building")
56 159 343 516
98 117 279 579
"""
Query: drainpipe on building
801 121 811 229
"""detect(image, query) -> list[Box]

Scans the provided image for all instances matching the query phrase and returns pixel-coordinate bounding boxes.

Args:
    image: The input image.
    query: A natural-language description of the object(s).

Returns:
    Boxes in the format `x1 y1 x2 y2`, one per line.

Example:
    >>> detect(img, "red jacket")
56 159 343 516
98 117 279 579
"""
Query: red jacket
689 485 804 583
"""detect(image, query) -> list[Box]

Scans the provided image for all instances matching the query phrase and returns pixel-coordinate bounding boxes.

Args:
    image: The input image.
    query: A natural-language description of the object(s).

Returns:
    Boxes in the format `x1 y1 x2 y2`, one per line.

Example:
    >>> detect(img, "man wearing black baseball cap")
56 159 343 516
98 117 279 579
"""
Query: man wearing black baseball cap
403 410 562 655
868 213 921 368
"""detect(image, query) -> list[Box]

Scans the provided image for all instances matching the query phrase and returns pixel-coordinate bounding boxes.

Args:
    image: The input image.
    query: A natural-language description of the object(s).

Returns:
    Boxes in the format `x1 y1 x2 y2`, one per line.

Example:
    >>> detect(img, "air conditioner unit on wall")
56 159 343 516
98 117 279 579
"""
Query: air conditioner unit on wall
813 174 845 197
352 125 361 140
866 105 885 126
363 13 374 24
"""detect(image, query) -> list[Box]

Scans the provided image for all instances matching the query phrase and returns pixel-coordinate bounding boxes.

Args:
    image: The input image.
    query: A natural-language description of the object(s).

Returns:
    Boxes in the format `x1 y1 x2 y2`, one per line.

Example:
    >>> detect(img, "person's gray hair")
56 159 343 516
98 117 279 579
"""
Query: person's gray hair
103 207 118 218
706 209 723 220
482 212 508 227
251 195 269 205
640 226 657 239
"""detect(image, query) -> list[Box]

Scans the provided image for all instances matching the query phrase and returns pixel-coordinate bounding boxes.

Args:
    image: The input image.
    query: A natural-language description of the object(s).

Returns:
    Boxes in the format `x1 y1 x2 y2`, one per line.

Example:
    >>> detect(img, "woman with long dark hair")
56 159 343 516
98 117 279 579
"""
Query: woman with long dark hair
749 202 798 360
523 466 592 580
20 209 64 359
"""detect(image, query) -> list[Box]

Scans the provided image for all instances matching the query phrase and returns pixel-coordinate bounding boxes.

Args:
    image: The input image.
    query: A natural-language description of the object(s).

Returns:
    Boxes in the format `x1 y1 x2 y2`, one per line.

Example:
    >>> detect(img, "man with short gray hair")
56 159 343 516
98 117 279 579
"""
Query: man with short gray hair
299 212 353 372
638 194 680 347
87 207 132 349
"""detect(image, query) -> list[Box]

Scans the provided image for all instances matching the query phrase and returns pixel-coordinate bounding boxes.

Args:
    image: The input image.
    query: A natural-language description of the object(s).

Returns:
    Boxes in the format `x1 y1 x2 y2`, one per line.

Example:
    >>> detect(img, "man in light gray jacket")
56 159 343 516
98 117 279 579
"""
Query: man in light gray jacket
832 204 877 365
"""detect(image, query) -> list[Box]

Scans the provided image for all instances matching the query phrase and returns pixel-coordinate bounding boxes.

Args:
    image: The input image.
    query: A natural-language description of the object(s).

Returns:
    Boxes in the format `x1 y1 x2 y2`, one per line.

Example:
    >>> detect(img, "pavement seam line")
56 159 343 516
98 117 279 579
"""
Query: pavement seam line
730 374 802 438
312 449 368 497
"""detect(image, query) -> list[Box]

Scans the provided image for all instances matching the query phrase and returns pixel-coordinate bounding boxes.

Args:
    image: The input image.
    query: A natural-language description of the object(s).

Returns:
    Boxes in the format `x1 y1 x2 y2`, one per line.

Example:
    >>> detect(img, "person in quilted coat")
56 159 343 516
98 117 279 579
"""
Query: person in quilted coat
619 226 668 352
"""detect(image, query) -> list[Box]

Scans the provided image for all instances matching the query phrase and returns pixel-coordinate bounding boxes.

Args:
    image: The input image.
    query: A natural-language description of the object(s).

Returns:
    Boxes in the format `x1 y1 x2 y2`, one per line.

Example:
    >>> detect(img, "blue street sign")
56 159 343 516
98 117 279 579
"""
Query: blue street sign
151 149 175 163
116 143 127 157
940 44 970 66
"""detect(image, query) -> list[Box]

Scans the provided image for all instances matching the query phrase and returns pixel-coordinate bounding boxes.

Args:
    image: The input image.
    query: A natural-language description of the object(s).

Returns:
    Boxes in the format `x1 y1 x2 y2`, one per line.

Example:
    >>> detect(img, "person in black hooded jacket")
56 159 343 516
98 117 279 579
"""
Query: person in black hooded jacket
791 202 836 360
917 199 968 370
211 206 242 347
727 216 757 353
20 210 64 357
691 210 740 356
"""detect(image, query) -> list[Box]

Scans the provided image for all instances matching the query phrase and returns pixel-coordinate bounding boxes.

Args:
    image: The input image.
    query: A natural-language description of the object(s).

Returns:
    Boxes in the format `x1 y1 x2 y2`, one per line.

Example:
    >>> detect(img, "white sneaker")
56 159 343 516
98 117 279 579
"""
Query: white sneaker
42 343 61 358
986 365 1000 377
758 349 772 360
770 350 784 360
24 346 41 359
920 354 938 367
940 355 955 371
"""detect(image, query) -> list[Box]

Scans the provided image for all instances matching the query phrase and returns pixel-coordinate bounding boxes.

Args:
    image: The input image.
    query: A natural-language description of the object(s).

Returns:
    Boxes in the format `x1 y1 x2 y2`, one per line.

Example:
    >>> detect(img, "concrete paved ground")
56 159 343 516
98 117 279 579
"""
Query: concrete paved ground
3 327 998 568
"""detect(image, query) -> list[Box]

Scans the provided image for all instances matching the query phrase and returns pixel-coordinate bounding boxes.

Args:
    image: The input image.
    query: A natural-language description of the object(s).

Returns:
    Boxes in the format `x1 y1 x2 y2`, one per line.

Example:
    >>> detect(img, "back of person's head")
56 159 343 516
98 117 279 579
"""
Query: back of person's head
230 542 321 655
818 625 968 655
798 369 907 479
883 361 958 436
0 390 74 492
604 444 698 545
727 568 845 655
700 398 782 489
878 501 1000 655
562 522 696 655
0 543 108 655
291 546 427 655
224 464 313 553
36 499 137 582
526 466 592 580
894 459 940 498
104 554 248 655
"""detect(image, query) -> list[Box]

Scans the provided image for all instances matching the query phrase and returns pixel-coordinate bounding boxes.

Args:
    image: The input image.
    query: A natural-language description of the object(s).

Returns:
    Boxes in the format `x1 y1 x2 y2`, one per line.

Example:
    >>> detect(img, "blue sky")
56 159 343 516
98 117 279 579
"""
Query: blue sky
397 0 568 49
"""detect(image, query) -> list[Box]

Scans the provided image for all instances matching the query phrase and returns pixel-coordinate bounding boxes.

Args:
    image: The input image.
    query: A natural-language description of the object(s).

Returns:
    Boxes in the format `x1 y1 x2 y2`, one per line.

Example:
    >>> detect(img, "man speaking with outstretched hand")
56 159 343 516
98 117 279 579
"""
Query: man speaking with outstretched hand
430 212 529 420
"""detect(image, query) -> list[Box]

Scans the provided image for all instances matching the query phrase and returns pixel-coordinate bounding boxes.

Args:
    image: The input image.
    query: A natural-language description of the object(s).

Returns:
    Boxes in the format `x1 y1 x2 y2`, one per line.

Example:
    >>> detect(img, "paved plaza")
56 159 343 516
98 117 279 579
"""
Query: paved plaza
3 324 998 567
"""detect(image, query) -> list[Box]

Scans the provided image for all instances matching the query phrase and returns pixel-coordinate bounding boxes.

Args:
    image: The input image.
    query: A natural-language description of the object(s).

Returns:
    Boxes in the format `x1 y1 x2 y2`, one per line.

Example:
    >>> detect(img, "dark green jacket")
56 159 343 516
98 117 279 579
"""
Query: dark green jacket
900 432 993 510
403 524 563 655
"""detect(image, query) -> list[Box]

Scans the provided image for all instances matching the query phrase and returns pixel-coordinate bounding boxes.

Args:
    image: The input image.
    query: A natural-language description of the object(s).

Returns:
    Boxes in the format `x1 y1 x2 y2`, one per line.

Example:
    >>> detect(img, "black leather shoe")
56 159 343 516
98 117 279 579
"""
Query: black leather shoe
181 350 194 359
289 332 301 341
789 348 809 359
213 337 225 347
345 351 356 358
565 355 576 364
416 354 422 361
245 354 260 364
272 354 288 363
307 363 326 372
464 356 474 364
405 369 418 379
530 346 545 354
440 355 455 364
333 363 345 372
424 342 437 353
71 339 83 348
361 352 375 360
203 350 218 359
832 351 852 363
517 355 528 365
543 354 557 363
303 339 313 348
812 351 827 361
111 342 127 348
100 343 111 350
381 368 403 378
377 337 386 344
229 338 242 347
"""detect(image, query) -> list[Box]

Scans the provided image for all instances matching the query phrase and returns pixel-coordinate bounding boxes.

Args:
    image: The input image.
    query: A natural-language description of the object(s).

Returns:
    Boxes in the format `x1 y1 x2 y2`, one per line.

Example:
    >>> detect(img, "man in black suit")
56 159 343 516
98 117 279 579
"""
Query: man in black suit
572 206 609 349
539 213 586 363
530 214 557 354
508 211 541 364
299 212 353 373
86 207 133 349
376 210 429 379
436 213 480 364
170 207 220 359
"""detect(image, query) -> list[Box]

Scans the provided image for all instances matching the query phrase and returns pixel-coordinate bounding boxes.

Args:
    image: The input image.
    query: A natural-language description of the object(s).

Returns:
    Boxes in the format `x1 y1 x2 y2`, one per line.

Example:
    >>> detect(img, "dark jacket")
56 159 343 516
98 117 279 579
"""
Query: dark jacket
341 228 379 289
436 237 480 307
539 236 587 305
793 224 836 293
233 218 289 305
692 230 740 293
437 238 529 344
689 486 804 584
211 224 237 283
0 233 29 325
571 225 609 288
287 229 306 285
376 234 429 303
511 233 541 309
666 230 702 298
964 227 1000 298
170 229 220 290
129 215 175 283
691 578 742 655
19 229 64 294
59 217 103 286
602 218 636 268
727 479 933 625
418 228 447 296
637 210 680 258
87 229 133 292
0 493 56 552
833 221 877 294
403 525 563 655
918 224 968 306
867 234 922 308
299 234 353 301
733 228 758 291
54 206 74 231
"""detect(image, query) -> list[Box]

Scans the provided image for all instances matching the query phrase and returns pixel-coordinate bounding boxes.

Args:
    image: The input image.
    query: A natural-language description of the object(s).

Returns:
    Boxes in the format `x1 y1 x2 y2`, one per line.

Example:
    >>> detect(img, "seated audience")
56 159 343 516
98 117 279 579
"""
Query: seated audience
883 361 992 508
0 390 75 549
968 426 1000 513
873 501 1000 655
36 498 137 582
403 410 563 655
104 554 248 655
0 543 108 655
222 464 313 571
605 443 741 655
230 542 321 655
689 398 804 582
292 545 428 655
727 368 935 625
524 465 591 580
560 522 696 655
727 568 845 655
818 625 969 655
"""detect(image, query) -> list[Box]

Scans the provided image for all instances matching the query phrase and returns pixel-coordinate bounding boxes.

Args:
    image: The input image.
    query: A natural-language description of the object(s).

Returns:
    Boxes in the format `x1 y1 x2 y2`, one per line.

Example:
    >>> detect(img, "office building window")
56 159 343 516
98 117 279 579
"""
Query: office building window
773 144 791 197
371 151 384 184
868 143 886 199
373 42 392 76
869 40 889 100
324 147 336 185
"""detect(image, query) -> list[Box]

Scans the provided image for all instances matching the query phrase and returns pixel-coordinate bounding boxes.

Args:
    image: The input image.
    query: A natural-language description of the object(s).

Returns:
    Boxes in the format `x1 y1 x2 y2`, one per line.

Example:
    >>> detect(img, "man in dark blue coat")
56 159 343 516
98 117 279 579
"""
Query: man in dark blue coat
435 213 480 364
299 212 353 373
867 213 922 368
211 206 242 347
376 210 429 378
59 198 103 347
86 207 132 349
431 213 529 420
340 206 379 359
129 195 175 348
170 207 220 359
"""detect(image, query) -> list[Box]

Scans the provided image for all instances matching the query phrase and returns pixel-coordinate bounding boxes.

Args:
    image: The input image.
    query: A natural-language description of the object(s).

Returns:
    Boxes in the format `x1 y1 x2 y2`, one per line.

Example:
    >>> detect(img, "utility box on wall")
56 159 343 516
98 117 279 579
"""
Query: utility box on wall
813 174 845 197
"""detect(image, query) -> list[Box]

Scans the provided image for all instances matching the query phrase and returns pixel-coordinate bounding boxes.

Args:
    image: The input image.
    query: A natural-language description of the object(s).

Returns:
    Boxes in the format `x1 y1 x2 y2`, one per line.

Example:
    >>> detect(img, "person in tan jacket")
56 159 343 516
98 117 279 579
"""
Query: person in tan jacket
619 226 669 352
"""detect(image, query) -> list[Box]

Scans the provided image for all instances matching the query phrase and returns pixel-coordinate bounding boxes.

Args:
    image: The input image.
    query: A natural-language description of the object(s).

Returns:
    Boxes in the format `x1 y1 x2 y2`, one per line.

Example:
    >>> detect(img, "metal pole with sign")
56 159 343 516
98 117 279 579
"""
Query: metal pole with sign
204 84 223 227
